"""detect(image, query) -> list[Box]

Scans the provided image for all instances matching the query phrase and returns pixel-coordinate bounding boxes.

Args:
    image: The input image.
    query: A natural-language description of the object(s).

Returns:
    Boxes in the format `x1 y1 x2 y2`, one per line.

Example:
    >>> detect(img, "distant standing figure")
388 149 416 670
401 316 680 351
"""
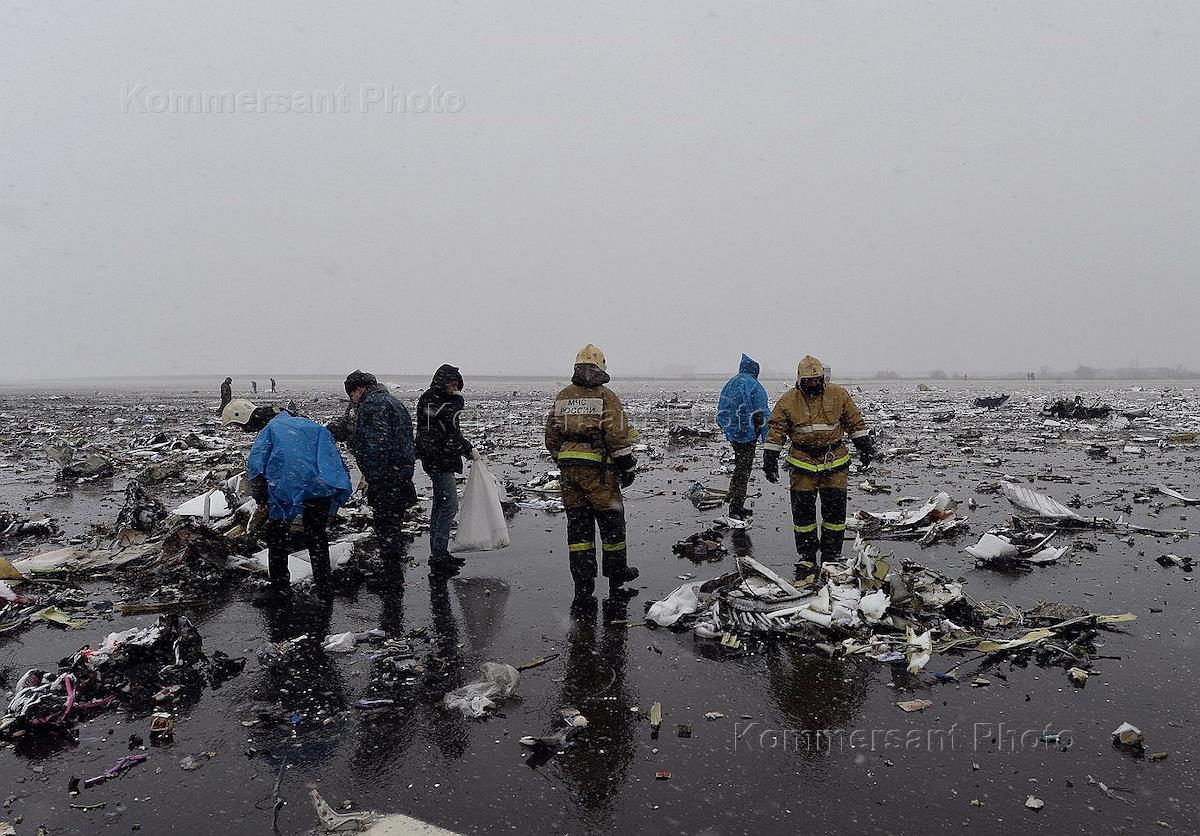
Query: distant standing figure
220 377 233 412
221 399 351 604
416 365 476 573
252 380 258 394
270 378 276 393
716 354 770 521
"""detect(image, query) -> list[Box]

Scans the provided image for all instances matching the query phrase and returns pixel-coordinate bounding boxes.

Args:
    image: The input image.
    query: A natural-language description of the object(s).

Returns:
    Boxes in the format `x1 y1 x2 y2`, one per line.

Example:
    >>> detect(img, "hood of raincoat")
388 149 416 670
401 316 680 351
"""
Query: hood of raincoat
717 354 770 444
431 364 464 391
738 353 761 378
572 363 611 388
246 413 352 520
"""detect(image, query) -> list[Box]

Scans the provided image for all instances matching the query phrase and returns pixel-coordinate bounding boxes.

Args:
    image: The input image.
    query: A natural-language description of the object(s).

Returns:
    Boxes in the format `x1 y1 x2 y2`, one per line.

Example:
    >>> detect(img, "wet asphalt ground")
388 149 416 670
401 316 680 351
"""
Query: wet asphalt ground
0 377 1197 834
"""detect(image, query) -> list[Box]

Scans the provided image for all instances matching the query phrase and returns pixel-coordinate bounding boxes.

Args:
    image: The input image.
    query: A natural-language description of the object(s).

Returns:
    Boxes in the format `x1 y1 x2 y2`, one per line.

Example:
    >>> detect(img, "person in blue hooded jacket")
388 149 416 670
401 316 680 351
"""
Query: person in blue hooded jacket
235 405 352 604
716 354 770 520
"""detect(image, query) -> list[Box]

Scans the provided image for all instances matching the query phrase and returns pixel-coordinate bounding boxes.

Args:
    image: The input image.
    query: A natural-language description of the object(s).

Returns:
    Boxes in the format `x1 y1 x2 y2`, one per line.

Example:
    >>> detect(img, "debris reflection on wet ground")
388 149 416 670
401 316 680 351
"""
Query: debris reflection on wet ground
0 377 1198 834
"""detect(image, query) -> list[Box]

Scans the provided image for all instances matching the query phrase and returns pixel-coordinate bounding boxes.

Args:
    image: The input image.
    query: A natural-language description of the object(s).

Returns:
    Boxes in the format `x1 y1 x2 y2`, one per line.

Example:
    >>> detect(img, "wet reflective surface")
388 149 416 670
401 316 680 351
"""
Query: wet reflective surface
0 377 1198 833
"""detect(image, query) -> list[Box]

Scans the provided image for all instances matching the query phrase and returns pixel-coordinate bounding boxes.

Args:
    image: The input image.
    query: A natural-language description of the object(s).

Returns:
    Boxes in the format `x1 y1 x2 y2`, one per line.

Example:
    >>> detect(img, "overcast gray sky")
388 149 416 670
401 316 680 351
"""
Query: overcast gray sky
3 1 1197 381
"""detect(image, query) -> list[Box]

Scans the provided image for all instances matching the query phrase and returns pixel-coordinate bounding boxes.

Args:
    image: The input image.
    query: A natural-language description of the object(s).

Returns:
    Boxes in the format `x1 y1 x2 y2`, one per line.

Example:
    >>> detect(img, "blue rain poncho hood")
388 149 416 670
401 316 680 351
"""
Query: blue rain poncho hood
246 413 353 520
716 354 770 444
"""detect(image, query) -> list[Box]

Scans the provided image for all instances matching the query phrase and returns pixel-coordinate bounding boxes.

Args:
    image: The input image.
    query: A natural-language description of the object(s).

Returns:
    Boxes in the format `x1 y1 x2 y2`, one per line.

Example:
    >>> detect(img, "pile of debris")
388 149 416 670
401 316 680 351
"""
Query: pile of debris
668 425 714 444
972 394 1009 410
683 482 726 511
850 491 968 545
1044 397 1112 421
2 613 244 739
672 529 728 562
646 538 1134 681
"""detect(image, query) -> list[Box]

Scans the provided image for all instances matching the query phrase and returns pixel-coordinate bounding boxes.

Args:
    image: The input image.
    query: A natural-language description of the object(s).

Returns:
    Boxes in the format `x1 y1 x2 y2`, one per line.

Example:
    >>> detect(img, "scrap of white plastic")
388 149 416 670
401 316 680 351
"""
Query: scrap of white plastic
858 491 956 528
171 489 231 519
808 584 832 615
906 627 932 673
1027 546 1068 564
12 546 147 575
224 472 253 499
1111 721 1141 737
1156 485 1200 505
647 582 704 627
858 590 890 622
442 662 520 718
1000 481 1083 521
830 603 858 626
964 533 1020 561
0 581 18 602
735 557 803 600
792 608 833 628
323 632 357 653
239 535 366 584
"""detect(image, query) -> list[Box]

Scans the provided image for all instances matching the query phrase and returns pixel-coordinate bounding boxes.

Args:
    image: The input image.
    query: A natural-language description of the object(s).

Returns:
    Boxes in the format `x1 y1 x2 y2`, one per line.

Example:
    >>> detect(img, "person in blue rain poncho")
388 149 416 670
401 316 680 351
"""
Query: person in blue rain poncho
224 400 352 604
716 354 770 520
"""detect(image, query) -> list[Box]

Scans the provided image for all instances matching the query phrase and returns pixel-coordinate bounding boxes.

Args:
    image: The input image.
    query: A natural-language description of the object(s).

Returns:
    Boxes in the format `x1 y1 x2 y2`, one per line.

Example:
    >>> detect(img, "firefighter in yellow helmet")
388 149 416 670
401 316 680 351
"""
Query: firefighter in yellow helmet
545 345 641 598
762 356 873 574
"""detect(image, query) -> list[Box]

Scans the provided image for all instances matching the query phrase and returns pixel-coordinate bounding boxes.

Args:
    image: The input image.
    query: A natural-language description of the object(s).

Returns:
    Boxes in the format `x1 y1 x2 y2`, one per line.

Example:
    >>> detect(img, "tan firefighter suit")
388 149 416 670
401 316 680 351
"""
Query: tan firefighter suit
764 355 870 562
545 345 640 588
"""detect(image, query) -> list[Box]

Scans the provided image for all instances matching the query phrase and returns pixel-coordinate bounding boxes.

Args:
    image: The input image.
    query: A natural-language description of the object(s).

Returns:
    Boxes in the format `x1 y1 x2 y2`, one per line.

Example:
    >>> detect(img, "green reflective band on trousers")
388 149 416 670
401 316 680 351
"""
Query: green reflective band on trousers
568 541 596 552
822 522 847 531
601 541 627 552
557 450 614 464
786 453 851 472
793 522 818 533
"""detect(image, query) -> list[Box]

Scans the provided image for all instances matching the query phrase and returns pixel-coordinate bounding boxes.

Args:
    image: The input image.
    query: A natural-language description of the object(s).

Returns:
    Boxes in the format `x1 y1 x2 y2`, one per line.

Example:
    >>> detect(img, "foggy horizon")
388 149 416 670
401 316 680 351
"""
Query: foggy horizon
4 3 1198 380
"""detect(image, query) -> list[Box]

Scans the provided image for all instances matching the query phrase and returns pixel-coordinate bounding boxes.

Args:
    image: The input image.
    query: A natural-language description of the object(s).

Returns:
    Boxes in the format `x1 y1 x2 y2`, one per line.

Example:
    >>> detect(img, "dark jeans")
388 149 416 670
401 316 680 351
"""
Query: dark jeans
428 471 459 558
727 442 757 513
264 497 332 592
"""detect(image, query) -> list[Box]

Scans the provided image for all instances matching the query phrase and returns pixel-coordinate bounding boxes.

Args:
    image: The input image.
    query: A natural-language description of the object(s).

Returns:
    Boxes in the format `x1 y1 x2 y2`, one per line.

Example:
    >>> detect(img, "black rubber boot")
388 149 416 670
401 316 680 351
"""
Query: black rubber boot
607 565 640 600
573 576 596 600
428 555 461 577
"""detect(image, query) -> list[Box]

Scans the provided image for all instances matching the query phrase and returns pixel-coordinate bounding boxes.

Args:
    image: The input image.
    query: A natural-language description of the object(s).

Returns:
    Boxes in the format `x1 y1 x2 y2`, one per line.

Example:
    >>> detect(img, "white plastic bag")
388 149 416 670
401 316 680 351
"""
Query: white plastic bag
450 461 510 553
442 662 520 717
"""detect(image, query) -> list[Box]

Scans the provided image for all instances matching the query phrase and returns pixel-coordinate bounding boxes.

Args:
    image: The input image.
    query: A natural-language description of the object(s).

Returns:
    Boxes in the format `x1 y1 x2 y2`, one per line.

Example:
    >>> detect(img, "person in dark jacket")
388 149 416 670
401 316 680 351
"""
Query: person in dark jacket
342 370 418 572
220 377 233 412
416 365 476 572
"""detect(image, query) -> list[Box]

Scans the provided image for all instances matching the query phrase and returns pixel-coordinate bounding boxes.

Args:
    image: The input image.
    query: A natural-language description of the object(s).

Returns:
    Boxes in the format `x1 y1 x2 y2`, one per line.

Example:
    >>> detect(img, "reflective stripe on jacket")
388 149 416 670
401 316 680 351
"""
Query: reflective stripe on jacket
764 384 868 473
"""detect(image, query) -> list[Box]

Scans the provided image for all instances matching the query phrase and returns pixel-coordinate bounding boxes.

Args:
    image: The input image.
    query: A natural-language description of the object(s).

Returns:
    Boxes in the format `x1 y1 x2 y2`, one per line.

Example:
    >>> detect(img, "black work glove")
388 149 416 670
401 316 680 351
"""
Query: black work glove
853 436 875 470
762 450 780 484
614 454 638 488
751 412 765 432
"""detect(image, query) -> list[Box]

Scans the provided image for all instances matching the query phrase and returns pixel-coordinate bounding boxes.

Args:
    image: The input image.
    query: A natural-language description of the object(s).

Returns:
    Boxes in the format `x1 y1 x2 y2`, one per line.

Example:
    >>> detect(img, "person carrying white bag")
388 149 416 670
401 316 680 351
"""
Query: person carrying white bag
450 458 511 553
416 365 478 574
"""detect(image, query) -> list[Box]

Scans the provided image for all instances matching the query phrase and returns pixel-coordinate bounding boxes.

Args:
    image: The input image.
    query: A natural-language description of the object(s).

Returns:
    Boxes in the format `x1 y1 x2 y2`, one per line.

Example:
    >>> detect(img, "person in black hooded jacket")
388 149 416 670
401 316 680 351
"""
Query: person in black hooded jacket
415 365 477 572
